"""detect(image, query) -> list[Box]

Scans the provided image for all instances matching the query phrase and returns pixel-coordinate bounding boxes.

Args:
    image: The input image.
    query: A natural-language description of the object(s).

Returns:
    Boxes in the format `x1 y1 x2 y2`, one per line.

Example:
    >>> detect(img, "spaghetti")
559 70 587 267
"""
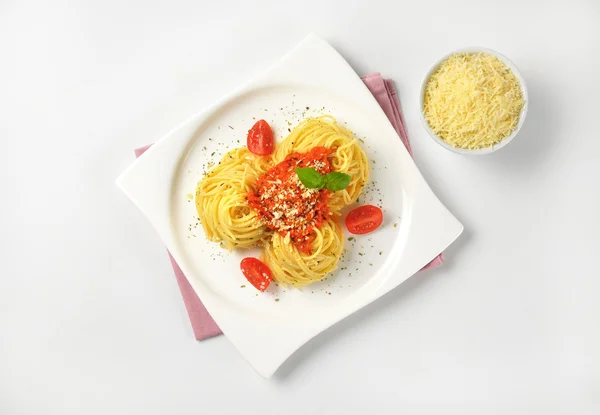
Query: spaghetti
262 218 344 287
273 116 369 213
195 148 270 250
195 116 370 287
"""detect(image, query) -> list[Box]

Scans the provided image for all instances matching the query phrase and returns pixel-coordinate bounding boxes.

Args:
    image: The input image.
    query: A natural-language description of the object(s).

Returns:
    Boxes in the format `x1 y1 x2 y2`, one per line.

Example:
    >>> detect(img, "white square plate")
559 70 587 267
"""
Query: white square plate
116 34 463 377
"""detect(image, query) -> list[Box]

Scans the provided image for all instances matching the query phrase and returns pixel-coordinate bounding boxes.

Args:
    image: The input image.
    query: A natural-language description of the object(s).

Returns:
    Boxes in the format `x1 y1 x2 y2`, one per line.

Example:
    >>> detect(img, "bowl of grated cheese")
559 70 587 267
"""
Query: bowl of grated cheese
419 47 528 155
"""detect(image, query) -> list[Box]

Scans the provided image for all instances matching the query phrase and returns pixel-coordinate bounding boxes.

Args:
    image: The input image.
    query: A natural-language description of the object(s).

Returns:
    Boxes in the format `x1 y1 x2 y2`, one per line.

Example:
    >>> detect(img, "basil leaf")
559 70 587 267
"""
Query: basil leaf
295 167 325 189
324 172 351 191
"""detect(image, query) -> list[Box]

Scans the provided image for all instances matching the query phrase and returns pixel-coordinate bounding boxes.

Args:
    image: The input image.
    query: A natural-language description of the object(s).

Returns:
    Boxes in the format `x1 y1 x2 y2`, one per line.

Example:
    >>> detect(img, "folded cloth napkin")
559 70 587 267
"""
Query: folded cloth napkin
134 73 443 340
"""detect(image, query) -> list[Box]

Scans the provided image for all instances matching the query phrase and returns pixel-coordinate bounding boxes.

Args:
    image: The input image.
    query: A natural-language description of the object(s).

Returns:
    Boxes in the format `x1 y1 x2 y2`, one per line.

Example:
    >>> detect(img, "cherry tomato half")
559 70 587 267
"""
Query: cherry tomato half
345 205 383 235
247 119 274 156
240 257 272 291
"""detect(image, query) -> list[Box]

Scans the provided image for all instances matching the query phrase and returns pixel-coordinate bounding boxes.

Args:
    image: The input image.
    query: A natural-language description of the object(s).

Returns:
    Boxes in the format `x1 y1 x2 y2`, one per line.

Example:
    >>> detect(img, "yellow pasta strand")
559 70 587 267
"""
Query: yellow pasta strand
195 148 270 250
262 218 343 288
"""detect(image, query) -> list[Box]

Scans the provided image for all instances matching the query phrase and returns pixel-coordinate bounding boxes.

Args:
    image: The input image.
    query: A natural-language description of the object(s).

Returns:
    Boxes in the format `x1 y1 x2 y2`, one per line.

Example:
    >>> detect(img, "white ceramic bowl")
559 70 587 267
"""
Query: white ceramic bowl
419 47 529 155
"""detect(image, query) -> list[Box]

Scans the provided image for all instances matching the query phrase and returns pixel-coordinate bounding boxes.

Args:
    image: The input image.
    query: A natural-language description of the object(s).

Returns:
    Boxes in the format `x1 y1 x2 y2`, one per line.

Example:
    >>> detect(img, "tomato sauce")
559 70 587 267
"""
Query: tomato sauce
247 147 334 253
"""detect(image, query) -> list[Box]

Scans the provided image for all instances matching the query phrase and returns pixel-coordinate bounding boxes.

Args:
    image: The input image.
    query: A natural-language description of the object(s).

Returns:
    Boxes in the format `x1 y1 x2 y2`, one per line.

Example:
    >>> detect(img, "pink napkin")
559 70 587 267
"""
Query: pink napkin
134 73 443 340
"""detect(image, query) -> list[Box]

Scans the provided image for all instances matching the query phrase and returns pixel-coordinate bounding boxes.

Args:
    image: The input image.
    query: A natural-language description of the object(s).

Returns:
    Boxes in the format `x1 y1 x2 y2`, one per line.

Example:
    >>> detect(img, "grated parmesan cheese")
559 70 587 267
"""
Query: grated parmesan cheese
423 52 524 150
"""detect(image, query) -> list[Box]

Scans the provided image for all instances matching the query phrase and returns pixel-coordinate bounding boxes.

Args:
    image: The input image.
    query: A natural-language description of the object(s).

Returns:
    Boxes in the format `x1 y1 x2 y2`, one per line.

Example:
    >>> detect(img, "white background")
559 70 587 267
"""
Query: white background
1 0 599 413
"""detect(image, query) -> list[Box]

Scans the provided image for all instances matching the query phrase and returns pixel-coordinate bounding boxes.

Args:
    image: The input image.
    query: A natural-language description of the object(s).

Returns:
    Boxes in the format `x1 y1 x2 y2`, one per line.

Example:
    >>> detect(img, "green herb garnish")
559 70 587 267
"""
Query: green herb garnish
295 167 351 192
323 172 351 191
294 167 324 188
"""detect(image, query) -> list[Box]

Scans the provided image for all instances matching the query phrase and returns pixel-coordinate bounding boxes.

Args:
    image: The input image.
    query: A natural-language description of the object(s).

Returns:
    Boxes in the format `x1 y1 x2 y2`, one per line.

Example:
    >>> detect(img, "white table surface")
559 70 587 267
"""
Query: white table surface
1 0 599 413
